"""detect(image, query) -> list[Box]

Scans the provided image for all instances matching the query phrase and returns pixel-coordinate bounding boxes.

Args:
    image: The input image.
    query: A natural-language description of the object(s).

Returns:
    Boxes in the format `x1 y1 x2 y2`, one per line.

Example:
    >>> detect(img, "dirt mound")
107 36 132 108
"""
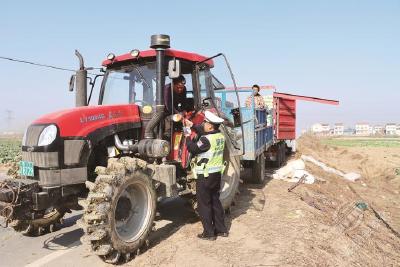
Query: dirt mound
297 134 398 182
291 134 400 265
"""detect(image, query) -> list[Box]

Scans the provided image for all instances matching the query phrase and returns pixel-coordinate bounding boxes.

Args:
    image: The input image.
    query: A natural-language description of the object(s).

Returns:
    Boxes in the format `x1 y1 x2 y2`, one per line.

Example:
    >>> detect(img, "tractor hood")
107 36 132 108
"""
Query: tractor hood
32 104 141 137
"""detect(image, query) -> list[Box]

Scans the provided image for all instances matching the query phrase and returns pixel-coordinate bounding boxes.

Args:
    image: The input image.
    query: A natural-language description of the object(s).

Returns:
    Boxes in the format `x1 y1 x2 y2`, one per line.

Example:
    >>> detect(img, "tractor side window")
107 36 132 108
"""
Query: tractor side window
210 57 241 126
205 54 244 154
198 69 209 99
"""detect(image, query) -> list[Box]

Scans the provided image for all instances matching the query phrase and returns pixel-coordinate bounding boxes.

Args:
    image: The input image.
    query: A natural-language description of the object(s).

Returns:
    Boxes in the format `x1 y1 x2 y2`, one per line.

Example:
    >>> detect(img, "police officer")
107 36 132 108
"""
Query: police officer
184 111 229 241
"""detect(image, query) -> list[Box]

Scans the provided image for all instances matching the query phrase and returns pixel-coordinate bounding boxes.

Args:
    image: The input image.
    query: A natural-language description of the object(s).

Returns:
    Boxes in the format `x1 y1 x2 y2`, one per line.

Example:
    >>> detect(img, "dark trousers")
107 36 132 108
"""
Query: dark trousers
196 172 227 236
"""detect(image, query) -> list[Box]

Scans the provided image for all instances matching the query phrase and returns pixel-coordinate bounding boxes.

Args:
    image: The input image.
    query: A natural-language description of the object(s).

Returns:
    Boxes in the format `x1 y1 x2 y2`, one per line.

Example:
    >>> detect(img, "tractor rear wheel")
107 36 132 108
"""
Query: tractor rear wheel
78 157 156 264
219 155 240 210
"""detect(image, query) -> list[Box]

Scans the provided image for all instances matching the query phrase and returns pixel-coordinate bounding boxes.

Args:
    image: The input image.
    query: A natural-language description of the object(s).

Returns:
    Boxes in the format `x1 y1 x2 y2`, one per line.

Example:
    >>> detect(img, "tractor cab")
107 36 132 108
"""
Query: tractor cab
97 43 245 165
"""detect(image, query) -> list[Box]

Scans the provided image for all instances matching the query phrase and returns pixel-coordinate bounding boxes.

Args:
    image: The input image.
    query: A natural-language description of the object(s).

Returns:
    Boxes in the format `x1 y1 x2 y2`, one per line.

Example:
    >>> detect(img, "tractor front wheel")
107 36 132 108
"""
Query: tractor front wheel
78 157 156 264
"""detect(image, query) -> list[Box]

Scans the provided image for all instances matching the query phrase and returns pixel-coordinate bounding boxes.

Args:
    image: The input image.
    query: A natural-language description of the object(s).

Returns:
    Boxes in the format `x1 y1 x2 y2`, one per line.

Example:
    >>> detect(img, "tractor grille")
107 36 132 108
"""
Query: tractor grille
25 125 46 146
22 151 59 168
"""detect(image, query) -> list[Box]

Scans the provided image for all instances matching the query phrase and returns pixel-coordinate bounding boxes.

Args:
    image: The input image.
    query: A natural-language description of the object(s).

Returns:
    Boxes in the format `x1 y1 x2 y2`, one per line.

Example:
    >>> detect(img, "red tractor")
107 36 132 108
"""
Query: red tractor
0 35 243 263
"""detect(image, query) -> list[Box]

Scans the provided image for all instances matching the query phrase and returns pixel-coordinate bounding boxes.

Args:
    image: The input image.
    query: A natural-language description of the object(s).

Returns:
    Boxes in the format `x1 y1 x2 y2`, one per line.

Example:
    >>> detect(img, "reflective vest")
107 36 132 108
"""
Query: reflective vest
194 132 225 177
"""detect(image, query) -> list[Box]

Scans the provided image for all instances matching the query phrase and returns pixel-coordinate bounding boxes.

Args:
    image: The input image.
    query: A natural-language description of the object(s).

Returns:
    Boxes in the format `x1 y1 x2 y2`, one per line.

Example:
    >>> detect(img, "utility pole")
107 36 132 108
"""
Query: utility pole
5 109 14 130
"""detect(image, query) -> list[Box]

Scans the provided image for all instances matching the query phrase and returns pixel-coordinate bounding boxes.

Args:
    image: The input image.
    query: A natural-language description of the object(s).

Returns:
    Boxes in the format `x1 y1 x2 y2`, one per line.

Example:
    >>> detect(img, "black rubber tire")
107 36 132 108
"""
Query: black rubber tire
219 155 240 210
280 143 286 165
274 142 288 168
251 154 265 184
78 157 156 264
274 143 282 168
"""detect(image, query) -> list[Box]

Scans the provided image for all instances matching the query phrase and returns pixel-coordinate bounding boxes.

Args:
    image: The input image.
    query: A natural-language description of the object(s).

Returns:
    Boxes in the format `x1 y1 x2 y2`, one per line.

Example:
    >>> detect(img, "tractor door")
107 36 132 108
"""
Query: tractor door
195 54 244 156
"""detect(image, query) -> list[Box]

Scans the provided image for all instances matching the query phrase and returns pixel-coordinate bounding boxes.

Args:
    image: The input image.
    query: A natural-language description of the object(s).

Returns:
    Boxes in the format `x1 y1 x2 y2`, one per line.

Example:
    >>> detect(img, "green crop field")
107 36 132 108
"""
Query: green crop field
322 138 400 148
0 138 21 164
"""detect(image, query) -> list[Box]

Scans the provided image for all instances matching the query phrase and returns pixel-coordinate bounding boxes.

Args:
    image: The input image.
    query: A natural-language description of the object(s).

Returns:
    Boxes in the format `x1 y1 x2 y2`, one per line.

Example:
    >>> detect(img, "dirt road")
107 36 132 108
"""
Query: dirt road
1 135 399 266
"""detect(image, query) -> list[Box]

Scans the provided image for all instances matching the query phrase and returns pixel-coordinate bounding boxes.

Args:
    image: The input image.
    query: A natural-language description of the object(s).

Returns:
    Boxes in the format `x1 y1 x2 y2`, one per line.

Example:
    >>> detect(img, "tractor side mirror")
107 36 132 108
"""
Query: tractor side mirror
168 59 181 79
69 75 75 92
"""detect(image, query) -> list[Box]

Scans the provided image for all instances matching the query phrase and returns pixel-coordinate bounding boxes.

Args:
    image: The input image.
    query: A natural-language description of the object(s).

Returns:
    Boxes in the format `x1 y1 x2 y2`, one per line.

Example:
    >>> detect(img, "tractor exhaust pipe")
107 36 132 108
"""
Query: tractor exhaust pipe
74 50 88 107
144 34 170 139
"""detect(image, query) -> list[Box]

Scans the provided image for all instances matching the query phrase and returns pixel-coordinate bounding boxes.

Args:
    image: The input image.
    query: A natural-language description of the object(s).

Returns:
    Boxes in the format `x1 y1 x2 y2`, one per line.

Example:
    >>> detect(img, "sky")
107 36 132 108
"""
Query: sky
0 0 399 133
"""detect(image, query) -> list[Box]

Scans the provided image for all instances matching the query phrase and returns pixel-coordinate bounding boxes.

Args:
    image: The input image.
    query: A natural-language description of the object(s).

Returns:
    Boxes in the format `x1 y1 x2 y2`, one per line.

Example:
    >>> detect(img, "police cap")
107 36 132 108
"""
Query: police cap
204 110 224 125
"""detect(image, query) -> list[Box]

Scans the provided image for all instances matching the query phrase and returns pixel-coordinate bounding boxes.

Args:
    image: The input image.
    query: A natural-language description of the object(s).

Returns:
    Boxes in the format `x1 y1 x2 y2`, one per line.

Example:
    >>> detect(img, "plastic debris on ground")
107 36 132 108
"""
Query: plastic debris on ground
301 155 361 182
272 159 315 184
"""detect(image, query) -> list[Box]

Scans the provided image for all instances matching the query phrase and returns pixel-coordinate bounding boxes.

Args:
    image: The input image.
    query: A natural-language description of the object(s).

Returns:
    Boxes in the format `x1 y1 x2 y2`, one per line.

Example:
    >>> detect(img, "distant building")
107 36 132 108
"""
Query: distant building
355 122 370 136
311 123 323 133
321 124 330 134
372 125 384 135
311 123 331 135
333 123 344 135
343 128 355 136
385 123 397 135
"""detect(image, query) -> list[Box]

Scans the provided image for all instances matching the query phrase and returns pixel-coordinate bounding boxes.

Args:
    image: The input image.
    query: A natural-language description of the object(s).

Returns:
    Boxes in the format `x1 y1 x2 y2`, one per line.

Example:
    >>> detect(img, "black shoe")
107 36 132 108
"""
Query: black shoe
216 232 229 237
197 233 216 241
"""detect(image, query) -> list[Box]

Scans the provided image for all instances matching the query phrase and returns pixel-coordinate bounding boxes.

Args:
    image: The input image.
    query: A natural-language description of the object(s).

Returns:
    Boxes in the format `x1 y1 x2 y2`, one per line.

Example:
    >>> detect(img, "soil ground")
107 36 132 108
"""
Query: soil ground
129 134 400 266
1 134 399 266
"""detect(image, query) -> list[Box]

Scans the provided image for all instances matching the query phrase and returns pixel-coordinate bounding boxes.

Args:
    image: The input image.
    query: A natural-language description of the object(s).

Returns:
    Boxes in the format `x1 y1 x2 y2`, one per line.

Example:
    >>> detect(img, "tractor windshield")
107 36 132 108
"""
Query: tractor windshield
101 62 156 106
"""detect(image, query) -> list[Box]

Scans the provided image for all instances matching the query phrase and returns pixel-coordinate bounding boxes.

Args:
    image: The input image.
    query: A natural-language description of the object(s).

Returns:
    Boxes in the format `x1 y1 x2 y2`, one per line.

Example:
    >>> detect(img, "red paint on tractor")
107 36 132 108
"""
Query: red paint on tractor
33 104 141 137
102 49 214 67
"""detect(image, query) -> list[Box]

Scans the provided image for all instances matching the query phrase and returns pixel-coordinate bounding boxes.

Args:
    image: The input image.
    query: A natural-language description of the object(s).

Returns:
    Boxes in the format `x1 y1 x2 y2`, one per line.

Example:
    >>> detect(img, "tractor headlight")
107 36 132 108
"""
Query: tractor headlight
107 53 116 61
130 49 140 57
38 125 58 146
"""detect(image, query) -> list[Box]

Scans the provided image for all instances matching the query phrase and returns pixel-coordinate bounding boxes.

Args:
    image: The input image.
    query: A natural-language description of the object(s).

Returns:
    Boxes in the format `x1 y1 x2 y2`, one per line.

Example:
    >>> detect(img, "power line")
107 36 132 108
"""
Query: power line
0 56 76 72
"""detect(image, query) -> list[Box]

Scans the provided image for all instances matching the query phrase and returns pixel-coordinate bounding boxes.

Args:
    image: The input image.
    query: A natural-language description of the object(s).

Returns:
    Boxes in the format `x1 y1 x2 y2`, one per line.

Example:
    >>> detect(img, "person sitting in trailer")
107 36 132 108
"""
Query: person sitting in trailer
245 84 266 109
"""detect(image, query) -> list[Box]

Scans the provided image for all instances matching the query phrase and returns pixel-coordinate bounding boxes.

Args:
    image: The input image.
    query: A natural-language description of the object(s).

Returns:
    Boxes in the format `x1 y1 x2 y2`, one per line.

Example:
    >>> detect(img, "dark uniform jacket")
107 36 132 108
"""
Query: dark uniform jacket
186 125 220 156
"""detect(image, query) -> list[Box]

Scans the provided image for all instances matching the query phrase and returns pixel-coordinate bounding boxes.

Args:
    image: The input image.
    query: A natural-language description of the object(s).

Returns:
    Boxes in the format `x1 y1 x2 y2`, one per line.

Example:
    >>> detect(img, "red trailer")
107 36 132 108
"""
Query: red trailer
267 92 339 168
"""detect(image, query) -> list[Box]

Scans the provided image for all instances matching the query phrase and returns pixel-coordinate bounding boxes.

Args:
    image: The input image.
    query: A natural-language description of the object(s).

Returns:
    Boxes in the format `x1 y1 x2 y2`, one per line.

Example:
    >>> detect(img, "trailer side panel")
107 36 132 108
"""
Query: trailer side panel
275 97 296 140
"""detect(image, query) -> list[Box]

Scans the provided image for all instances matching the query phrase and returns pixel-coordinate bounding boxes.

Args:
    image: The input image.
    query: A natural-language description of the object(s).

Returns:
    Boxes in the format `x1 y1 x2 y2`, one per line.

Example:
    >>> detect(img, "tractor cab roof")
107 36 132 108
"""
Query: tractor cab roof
102 49 213 68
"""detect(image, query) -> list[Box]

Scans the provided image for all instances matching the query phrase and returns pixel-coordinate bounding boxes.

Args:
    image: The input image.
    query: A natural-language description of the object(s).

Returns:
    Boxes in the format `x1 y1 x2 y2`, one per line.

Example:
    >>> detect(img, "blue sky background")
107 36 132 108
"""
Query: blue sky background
1 0 399 132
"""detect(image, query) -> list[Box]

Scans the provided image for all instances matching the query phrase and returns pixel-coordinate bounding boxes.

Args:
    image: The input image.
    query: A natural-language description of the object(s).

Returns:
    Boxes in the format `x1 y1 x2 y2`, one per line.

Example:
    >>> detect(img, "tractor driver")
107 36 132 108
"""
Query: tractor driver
183 111 229 241
164 75 190 115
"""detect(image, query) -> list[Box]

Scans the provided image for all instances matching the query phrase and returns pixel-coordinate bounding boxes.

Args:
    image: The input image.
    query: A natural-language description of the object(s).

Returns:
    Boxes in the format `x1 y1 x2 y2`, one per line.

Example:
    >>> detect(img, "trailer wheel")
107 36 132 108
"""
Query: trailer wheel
274 142 286 168
274 144 282 168
280 143 287 166
78 157 156 264
251 154 265 184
